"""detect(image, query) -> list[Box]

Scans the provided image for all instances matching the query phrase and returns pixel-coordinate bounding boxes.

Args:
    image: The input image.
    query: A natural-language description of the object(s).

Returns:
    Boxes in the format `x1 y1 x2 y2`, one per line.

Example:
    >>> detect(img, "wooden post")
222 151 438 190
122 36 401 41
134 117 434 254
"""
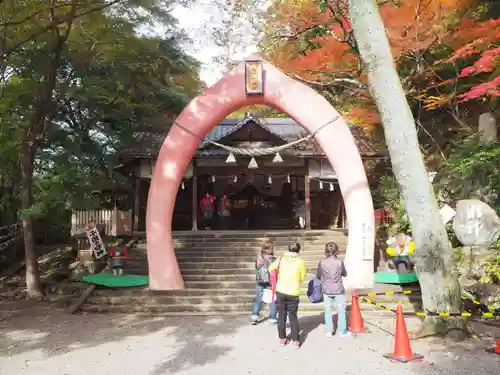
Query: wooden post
305 174 311 230
192 175 198 231
133 178 140 233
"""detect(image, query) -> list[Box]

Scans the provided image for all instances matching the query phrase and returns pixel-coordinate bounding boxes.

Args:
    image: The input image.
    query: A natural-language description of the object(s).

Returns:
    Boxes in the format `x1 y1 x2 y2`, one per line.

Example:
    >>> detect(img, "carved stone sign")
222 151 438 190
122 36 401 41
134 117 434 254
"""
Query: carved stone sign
361 221 373 261
452 199 500 246
245 60 264 95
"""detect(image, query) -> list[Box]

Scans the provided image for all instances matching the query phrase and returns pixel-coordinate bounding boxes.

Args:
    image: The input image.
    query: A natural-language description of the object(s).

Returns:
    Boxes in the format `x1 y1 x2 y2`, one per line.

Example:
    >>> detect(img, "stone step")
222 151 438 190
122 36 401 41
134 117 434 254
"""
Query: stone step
127 254 338 264
174 249 334 259
86 291 419 306
152 242 348 250
179 268 268 275
124 260 329 271
171 235 346 241
171 238 347 245
171 230 347 239
175 255 329 263
180 274 264 282
123 266 322 275
82 301 416 314
91 285 418 296
178 280 341 289
132 246 337 253
87 291 421 306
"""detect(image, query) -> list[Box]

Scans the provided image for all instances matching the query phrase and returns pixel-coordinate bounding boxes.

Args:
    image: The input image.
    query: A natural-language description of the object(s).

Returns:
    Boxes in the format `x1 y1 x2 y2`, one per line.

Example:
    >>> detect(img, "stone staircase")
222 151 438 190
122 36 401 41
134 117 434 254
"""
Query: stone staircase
81 230 421 315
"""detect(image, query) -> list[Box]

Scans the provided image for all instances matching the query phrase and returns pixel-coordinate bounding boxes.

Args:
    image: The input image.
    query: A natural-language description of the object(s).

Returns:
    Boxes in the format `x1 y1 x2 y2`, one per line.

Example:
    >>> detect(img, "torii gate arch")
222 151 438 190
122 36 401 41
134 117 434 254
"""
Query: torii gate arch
146 54 375 291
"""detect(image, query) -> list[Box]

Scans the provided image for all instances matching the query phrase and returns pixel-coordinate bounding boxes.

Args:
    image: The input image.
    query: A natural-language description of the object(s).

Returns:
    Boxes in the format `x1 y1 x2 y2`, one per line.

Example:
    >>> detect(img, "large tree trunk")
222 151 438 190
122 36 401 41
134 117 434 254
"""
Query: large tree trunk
20 142 43 298
347 0 464 336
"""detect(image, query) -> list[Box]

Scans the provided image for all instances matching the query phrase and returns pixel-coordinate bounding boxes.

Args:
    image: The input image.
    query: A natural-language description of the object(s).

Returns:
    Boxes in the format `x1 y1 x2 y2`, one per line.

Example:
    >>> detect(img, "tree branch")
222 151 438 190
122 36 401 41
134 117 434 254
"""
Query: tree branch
261 25 323 51
288 71 369 90
1 0 122 61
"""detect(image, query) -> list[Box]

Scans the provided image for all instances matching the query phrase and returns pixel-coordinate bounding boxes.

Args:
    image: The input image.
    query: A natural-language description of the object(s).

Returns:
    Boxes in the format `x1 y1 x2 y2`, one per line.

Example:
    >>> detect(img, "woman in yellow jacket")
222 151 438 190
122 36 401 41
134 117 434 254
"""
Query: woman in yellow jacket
269 242 306 347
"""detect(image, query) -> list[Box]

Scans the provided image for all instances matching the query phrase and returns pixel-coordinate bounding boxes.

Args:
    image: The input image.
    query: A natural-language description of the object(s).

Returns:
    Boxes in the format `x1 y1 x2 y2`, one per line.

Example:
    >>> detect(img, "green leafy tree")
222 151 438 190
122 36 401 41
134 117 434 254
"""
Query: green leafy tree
0 0 203 297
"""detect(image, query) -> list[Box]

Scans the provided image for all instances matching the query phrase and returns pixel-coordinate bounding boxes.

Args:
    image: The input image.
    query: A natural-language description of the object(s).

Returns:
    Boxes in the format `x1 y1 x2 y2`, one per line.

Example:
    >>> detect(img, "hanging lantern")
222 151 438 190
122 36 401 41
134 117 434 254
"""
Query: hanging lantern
248 157 258 169
267 176 272 184
330 183 334 191
211 175 216 183
233 175 238 183
272 152 283 163
181 181 185 190
286 175 291 183
226 152 236 163
319 181 323 189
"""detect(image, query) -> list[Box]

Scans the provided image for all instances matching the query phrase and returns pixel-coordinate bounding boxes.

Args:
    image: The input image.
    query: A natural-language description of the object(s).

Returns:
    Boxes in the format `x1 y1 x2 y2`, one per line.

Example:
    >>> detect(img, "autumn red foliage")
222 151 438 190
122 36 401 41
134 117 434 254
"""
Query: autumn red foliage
444 18 500 102
264 0 496 124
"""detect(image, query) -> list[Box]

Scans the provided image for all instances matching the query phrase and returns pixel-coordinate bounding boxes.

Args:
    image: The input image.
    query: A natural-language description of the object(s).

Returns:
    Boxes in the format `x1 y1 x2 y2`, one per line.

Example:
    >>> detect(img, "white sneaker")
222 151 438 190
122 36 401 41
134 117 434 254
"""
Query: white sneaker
325 332 333 338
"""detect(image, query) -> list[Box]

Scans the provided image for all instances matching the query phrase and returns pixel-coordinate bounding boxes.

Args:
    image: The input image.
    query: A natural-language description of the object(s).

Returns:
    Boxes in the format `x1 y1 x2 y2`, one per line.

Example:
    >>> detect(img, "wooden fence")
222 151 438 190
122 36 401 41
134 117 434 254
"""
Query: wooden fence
71 209 133 237
0 222 23 266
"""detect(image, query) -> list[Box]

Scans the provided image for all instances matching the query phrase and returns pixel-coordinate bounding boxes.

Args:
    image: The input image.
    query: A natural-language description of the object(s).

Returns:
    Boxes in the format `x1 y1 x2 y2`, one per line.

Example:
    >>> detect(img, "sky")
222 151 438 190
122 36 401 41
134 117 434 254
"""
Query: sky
171 2 265 86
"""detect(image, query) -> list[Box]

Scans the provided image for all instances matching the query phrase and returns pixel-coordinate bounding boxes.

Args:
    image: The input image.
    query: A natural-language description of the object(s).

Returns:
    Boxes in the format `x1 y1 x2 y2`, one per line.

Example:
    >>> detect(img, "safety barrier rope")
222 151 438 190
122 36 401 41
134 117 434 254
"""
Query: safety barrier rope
410 311 500 318
357 290 499 318
171 116 341 156
358 290 419 297
359 297 397 313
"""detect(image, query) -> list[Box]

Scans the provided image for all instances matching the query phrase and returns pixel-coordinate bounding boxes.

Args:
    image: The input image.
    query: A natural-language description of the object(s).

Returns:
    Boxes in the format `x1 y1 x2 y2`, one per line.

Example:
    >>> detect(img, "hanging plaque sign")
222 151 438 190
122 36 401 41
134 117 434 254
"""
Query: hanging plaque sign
245 60 264 95
86 223 107 259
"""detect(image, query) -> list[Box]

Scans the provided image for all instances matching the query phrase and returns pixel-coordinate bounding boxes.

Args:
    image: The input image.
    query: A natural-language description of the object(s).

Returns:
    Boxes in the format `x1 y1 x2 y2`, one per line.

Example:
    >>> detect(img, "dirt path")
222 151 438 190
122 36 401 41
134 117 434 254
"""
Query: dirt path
0 302 499 375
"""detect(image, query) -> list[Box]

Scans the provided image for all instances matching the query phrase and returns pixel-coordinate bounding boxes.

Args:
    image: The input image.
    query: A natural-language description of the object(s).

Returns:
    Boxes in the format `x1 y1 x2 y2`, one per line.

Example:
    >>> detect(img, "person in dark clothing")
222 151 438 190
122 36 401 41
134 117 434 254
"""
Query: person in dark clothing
316 241 349 337
219 193 231 230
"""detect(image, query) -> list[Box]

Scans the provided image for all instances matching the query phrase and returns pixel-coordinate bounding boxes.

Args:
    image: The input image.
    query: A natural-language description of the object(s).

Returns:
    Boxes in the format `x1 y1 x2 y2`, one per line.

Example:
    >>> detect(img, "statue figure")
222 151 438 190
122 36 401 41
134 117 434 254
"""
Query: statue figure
386 233 415 273
109 246 129 276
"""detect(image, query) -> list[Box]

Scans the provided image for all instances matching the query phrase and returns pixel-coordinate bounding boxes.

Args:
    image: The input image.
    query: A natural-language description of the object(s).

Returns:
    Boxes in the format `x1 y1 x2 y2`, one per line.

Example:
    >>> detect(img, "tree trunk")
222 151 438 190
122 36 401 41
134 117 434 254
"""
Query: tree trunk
20 141 43 298
16 3 77 298
347 0 465 336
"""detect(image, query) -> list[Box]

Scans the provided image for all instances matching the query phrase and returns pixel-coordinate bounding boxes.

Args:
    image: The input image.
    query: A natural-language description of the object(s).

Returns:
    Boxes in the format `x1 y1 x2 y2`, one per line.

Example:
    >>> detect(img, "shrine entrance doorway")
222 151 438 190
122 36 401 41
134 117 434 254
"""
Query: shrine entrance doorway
146 54 375 291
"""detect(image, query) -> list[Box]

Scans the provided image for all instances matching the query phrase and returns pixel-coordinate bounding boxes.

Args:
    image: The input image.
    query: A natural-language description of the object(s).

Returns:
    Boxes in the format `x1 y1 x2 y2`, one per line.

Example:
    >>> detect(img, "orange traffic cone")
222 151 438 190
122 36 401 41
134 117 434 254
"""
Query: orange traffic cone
383 305 423 363
486 337 500 355
349 290 367 333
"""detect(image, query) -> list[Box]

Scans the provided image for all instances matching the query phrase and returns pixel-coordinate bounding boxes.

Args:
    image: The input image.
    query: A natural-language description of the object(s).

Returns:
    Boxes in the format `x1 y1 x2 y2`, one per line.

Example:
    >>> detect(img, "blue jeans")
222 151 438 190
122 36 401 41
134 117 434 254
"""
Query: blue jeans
324 294 347 334
251 284 277 320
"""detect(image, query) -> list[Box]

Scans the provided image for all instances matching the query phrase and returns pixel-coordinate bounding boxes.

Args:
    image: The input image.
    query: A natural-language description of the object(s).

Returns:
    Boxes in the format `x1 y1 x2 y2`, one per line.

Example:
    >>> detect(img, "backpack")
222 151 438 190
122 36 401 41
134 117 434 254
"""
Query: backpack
307 278 323 303
203 197 213 211
255 258 271 284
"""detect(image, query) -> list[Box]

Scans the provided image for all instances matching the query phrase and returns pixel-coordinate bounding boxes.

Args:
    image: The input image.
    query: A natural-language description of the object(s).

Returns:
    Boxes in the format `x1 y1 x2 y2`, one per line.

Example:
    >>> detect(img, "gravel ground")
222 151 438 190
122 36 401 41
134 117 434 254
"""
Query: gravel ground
0 301 499 375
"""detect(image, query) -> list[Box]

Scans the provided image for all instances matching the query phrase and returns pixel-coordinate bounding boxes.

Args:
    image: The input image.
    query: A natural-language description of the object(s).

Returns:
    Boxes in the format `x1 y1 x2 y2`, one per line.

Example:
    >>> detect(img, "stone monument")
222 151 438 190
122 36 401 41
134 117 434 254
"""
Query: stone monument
452 199 500 282
453 199 500 247
478 112 497 142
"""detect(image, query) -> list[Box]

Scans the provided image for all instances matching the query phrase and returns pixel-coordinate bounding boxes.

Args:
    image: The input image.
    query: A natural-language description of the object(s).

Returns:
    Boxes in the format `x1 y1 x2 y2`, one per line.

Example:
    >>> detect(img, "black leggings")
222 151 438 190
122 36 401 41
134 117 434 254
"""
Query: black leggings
277 292 300 341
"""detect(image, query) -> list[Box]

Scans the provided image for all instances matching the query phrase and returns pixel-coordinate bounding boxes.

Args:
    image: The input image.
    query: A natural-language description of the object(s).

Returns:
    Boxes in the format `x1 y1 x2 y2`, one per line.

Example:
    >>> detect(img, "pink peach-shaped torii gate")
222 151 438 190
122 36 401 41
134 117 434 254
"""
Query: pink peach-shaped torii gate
146 54 375 291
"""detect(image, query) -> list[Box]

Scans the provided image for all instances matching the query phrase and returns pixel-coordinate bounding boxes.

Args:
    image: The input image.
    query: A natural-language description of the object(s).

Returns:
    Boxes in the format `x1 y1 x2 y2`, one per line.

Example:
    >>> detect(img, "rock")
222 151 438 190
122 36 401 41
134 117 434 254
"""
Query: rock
84 261 97 274
70 264 89 281
462 283 500 311
453 246 495 280
452 199 500 246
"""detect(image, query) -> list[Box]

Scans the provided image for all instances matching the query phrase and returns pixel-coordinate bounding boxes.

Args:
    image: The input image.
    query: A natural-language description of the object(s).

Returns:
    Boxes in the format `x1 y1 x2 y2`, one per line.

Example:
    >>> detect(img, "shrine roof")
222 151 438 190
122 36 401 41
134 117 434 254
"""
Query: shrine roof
118 115 384 159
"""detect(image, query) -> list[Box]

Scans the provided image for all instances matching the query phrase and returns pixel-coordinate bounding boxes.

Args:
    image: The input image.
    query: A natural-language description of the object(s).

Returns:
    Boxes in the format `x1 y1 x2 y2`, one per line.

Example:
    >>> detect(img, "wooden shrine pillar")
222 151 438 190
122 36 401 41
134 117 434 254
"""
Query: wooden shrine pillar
305 174 311 230
133 177 140 232
191 173 198 231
